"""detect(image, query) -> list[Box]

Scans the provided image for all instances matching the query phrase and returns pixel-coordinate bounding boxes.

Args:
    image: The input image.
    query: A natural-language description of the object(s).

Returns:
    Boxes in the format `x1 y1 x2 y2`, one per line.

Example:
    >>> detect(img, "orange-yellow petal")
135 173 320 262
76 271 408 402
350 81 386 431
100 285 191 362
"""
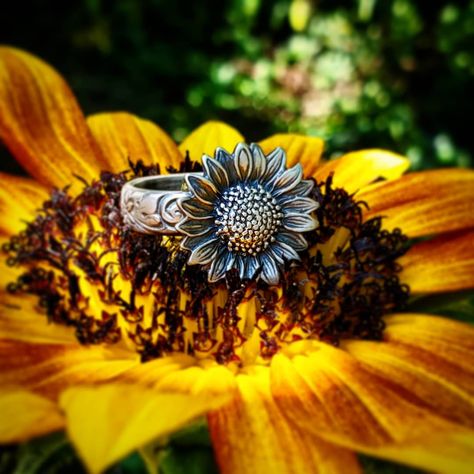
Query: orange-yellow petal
208 368 361 474
118 354 199 387
345 319 474 429
258 133 324 177
313 149 410 194
359 168 474 237
0 254 77 344
179 121 244 160
87 112 183 173
271 334 474 473
0 339 136 400
400 230 474 293
369 430 474 474
0 389 64 443
153 363 238 396
61 383 230 474
0 172 49 236
0 291 76 345
0 47 106 189
383 313 474 364
0 256 78 345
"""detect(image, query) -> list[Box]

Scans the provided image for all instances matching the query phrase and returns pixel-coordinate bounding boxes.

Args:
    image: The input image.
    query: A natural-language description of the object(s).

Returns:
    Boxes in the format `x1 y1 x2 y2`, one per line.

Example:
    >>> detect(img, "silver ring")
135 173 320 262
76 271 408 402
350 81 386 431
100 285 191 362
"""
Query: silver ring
120 173 196 234
120 143 319 284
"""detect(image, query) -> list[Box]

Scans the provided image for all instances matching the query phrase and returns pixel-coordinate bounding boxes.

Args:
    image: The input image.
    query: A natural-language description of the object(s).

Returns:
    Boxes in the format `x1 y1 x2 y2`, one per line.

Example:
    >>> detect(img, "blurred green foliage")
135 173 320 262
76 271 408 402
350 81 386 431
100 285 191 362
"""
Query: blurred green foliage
1 422 427 474
1 0 474 170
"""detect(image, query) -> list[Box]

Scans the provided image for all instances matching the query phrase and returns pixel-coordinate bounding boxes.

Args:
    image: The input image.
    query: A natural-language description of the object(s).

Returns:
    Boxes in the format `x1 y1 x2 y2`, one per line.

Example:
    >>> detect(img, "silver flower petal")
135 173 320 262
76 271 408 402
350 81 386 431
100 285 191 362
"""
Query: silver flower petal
240 255 259 280
260 253 280 285
188 237 220 265
272 164 303 196
286 179 314 197
215 147 239 183
276 231 308 252
209 249 236 283
215 147 232 166
181 231 215 252
202 155 230 190
249 143 267 180
234 143 254 181
267 245 285 264
186 175 218 205
234 255 246 279
178 198 213 220
176 218 213 237
279 197 319 214
283 213 318 232
275 240 301 261
263 147 286 182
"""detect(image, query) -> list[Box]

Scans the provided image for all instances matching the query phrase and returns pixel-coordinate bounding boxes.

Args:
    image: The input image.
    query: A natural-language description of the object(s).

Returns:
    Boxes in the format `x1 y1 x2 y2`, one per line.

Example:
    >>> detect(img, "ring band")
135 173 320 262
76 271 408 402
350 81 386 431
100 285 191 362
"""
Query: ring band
120 173 201 234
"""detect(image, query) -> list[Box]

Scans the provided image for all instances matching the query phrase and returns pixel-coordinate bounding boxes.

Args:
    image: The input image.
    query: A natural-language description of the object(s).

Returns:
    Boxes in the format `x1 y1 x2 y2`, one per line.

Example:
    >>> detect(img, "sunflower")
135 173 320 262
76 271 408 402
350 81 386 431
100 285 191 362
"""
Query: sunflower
177 143 318 284
1 46 474 474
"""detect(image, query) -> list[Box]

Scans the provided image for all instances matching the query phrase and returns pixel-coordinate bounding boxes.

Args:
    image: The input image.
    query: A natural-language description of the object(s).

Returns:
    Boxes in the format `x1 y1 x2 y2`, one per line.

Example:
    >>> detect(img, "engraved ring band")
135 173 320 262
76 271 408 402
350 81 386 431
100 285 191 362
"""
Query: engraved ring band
120 173 196 235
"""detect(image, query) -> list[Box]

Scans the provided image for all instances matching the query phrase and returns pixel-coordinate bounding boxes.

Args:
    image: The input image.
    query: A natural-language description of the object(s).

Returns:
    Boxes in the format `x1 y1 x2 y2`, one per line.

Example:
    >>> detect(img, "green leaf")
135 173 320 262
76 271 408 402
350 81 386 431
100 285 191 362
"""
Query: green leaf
407 290 474 324
168 418 211 447
359 454 424 473
0 446 17 473
111 452 148 474
2 433 150 474
159 446 218 474
138 419 218 474
8 432 85 474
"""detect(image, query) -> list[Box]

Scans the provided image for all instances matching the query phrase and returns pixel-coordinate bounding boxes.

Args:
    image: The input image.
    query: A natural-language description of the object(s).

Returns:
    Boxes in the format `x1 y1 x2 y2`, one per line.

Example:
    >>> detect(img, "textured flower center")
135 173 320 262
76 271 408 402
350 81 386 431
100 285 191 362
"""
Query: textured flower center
215 184 284 255
3 159 410 366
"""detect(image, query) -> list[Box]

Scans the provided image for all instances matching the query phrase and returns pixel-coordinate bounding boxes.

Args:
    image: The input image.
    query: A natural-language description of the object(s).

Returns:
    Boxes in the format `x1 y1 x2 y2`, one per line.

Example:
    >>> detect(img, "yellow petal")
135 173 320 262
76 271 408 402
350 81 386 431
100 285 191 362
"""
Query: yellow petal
271 336 474 473
87 112 183 173
314 149 410 194
258 133 324 177
0 257 77 344
359 168 474 237
400 230 474 293
371 430 474 474
121 355 238 397
345 320 474 429
61 383 230 474
208 368 361 474
0 290 76 344
0 172 49 236
0 390 64 444
0 47 106 190
0 389 64 443
154 364 238 396
0 339 136 400
179 121 244 160
119 354 198 386
383 313 474 365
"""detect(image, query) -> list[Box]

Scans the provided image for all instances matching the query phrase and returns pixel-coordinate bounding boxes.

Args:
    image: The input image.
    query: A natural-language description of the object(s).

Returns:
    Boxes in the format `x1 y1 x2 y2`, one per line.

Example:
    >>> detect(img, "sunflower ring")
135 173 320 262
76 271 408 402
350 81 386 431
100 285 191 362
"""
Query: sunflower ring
120 143 319 284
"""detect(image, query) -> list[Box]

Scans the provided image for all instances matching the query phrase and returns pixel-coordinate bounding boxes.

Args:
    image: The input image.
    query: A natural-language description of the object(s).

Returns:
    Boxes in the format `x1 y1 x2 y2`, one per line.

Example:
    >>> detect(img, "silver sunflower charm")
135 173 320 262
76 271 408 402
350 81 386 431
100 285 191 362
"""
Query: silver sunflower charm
176 143 319 284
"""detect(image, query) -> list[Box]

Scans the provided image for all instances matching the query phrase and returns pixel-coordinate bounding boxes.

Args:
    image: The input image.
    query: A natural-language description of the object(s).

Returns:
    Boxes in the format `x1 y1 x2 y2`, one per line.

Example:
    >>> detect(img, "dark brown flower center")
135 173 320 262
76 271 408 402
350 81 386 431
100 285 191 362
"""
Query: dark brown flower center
3 157 410 365
215 184 283 255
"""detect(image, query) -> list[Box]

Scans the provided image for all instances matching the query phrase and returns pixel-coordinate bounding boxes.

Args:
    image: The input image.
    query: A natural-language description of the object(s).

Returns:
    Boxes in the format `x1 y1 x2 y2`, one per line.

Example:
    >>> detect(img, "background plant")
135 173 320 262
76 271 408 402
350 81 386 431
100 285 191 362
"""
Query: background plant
1 0 473 172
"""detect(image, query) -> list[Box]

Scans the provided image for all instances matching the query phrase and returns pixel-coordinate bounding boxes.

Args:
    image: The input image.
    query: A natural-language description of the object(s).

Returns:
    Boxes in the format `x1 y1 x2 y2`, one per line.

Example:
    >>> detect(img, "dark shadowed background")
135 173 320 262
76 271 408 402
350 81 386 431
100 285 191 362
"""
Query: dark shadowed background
1 0 473 175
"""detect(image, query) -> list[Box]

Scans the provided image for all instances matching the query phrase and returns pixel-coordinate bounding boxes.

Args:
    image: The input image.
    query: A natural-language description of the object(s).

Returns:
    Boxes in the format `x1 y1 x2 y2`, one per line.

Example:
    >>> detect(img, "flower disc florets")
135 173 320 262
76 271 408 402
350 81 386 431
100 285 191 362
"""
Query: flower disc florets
215 183 283 254
3 152 410 365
